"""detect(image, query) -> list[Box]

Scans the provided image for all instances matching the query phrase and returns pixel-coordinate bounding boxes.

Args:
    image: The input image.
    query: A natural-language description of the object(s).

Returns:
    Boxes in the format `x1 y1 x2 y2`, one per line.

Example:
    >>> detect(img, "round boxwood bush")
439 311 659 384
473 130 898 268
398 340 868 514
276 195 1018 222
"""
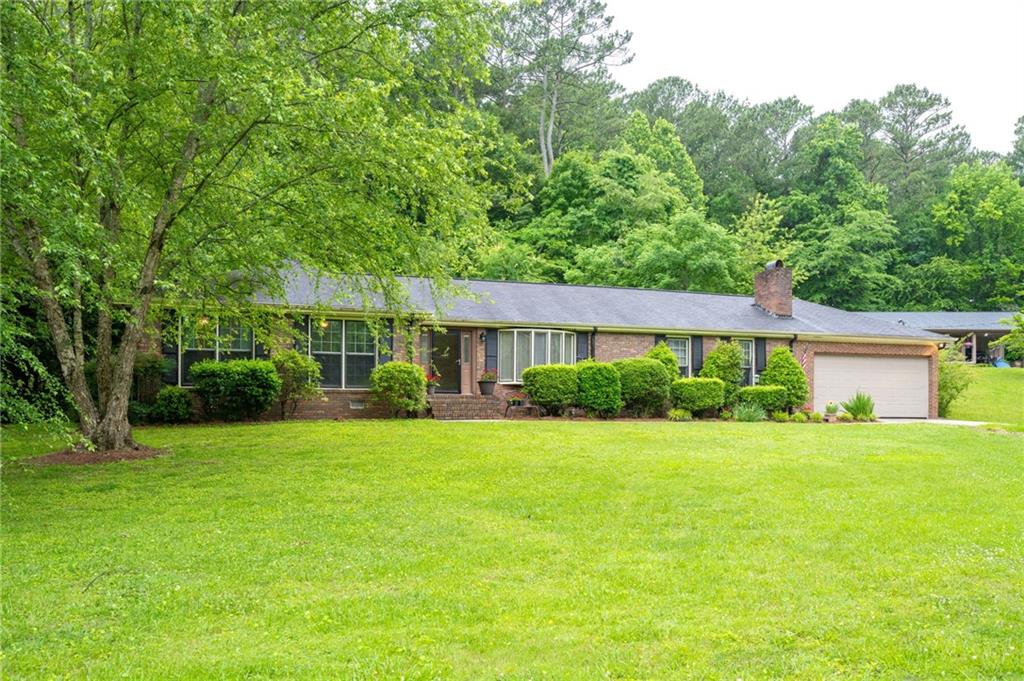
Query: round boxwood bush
670 377 725 413
613 357 671 417
151 385 192 423
576 360 623 418
758 347 809 409
370 361 426 416
737 385 788 413
190 359 282 420
646 342 679 378
522 364 578 415
698 340 744 404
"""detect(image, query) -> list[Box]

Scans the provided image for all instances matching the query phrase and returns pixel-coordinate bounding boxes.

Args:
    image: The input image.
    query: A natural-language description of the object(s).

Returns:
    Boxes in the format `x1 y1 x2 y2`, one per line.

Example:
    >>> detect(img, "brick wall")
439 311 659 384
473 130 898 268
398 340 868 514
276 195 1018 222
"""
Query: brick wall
792 340 939 418
594 333 656 363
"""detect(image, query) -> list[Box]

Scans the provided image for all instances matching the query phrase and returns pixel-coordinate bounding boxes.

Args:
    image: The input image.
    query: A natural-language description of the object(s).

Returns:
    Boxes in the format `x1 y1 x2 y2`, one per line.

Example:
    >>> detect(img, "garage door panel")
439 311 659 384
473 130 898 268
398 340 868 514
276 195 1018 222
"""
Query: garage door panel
813 355 928 418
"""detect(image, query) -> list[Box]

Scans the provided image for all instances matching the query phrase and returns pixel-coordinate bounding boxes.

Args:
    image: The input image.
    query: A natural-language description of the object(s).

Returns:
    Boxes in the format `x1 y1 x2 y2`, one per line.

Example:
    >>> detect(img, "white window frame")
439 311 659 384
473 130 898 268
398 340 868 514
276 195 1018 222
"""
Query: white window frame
666 337 691 377
177 317 258 386
737 338 755 386
303 317 378 390
498 329 577 384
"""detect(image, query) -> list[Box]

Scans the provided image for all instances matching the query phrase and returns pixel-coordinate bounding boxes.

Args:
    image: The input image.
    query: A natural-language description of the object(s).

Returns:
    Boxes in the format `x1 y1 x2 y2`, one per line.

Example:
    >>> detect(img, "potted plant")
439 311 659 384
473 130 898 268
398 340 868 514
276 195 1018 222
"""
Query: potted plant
506 392 526 407
824 400 839 423
425 373 441 395
478 370 498 395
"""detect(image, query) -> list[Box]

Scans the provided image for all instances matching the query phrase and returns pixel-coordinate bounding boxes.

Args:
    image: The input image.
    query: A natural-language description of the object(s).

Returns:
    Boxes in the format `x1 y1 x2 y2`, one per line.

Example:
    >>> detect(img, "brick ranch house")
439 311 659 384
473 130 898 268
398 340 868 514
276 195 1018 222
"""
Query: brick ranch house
157 262 947 419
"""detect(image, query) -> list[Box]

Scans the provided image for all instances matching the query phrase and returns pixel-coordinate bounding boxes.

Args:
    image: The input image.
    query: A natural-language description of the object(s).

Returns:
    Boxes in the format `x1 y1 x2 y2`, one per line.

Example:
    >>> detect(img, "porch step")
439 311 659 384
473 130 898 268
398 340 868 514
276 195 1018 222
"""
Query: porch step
428 395 505 420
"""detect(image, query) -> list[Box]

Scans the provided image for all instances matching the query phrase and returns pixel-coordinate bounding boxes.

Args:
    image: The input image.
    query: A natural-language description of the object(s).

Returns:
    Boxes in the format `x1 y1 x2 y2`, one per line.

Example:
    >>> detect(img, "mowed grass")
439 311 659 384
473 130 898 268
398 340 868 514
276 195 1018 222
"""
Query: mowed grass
946 365 1024 425
3 420 1023 679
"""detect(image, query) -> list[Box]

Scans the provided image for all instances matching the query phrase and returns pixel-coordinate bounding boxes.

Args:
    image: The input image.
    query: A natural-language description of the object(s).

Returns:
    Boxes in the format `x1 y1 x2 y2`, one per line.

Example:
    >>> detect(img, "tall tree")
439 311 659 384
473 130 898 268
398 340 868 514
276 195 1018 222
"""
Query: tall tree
784 116 898 308
487 0 631 176
1008 115 1024 181
928 162 1024 308
621 111 705 210
875 84 972 261
3 0 491 449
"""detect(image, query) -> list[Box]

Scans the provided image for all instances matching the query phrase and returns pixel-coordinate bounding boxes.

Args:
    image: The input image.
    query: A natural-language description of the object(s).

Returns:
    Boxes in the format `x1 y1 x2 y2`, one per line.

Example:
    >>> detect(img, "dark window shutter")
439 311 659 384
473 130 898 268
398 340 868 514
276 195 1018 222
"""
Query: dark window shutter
292 315 309 352
485 329 498 371
755 338 767 373
654 334 666 347
576 332 590 362
378 319 394 364
692 335 704 374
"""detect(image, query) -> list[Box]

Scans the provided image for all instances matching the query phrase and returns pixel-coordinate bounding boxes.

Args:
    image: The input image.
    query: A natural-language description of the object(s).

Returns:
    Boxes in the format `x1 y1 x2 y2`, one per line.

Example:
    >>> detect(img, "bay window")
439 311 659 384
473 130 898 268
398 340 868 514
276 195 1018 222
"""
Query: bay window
498 329 576 383
738 339 754 385
666 337 691 377
178 317 256 385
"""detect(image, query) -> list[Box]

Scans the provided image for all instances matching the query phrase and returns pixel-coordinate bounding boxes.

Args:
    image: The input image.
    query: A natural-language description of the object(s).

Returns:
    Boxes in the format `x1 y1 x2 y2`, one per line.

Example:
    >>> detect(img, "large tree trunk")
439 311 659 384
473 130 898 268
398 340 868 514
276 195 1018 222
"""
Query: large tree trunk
90 80 218 450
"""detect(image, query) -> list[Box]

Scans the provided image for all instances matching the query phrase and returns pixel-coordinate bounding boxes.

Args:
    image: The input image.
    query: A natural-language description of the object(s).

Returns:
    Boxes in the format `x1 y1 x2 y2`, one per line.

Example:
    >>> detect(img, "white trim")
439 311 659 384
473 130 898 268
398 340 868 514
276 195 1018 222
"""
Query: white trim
736 338 755 386
666 336 691 377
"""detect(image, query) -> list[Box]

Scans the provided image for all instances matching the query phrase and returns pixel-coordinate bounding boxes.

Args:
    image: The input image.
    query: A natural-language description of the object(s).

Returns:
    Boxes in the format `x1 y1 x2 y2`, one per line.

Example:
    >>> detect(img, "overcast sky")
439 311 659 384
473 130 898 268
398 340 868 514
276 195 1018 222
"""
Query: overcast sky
604 0 1024 153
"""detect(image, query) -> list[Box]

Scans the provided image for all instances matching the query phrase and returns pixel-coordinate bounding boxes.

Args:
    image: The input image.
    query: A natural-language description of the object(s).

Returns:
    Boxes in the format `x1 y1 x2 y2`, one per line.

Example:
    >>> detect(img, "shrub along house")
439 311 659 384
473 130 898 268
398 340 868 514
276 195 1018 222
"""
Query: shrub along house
158 262 946 419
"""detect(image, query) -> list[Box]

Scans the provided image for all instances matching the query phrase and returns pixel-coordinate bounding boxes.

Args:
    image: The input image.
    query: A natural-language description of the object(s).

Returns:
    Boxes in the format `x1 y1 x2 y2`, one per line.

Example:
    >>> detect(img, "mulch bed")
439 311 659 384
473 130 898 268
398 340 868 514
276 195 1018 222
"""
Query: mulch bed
26 446 168 466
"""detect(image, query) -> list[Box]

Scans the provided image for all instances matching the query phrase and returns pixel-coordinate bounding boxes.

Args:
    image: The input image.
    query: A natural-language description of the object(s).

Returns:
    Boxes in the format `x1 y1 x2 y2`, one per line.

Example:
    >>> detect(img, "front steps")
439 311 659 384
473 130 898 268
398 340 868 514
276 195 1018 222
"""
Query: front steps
428 394 505 420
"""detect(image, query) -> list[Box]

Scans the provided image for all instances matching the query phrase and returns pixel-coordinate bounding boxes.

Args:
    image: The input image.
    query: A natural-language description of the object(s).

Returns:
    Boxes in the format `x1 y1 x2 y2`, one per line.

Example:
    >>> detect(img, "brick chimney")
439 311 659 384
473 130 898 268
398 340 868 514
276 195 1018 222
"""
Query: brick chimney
754 260 793 318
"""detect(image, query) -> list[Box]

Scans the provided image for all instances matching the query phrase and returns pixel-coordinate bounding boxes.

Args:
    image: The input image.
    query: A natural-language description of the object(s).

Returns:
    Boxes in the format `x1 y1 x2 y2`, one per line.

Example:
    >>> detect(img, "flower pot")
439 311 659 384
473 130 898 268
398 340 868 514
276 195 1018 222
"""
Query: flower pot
824 413 837 423
427 385 436 395
478 380 496 396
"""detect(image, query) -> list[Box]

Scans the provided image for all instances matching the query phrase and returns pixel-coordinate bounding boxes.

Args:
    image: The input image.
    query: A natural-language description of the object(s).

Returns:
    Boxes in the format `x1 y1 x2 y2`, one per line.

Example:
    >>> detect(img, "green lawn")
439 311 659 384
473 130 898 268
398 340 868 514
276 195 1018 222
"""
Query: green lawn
947 366 1024 424
3 421 1023 679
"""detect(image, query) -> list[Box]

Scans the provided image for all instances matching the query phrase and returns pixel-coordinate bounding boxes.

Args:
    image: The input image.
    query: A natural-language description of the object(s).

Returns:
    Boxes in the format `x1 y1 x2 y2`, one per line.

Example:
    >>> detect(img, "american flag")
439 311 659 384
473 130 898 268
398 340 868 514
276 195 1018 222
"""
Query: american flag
799 347 809 370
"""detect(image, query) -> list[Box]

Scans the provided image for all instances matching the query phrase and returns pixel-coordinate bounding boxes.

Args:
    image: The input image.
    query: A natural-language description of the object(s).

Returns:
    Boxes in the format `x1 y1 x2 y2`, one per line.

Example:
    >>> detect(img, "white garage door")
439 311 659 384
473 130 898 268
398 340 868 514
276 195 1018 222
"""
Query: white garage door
813 354 929 418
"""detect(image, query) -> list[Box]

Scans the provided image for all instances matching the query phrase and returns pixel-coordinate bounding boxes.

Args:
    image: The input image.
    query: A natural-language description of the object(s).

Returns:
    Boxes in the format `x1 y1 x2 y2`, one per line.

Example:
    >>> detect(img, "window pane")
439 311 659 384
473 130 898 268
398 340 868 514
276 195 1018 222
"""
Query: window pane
565 334 576 364
515 330 532 381
739 340 753 367
315 354 342 387
311 320 343 353
219 321 252 352
667 338 689 376
498 331 514 382
181 350 215 386
345 354 374 388
183 318 215 350
345 321 374 353
533 331 548 366
551 333 562 364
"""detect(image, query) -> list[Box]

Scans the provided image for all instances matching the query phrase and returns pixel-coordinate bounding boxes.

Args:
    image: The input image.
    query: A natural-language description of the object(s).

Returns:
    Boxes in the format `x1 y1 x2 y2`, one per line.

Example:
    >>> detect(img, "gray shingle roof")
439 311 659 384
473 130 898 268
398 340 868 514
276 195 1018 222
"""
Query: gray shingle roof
857 311 1014 332
263 268 946 342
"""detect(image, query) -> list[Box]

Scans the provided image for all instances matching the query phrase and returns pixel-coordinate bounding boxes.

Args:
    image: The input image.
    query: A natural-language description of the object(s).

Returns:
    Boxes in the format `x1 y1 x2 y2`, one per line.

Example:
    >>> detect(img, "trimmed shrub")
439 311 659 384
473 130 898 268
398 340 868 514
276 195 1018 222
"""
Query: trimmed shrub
370 361 427 416
522 364 578 415
190 359 281 420
735 402 766 422
613 357 671 417
576 360 623 418
128 401 151 425
770 410 790 422
791 411 808 423
938 343 974 417
699 341 744 404
670 377 725 413
841 391 876 421
272 349 324 419
152 386 192 423
646 342 679 378
758 347 809 410
737 385 788 413
667 408 692 422
809 411 823 423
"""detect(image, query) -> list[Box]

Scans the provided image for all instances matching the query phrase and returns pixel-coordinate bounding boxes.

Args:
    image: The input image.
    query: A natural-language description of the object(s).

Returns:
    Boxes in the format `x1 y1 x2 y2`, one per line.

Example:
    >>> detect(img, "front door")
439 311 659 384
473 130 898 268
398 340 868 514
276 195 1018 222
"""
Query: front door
431 329 461 393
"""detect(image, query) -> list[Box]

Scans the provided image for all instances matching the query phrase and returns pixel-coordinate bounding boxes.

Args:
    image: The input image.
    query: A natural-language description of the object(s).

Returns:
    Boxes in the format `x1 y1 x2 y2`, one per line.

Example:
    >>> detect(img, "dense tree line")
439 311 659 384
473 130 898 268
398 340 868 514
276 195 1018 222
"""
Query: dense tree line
469 0 1024 312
